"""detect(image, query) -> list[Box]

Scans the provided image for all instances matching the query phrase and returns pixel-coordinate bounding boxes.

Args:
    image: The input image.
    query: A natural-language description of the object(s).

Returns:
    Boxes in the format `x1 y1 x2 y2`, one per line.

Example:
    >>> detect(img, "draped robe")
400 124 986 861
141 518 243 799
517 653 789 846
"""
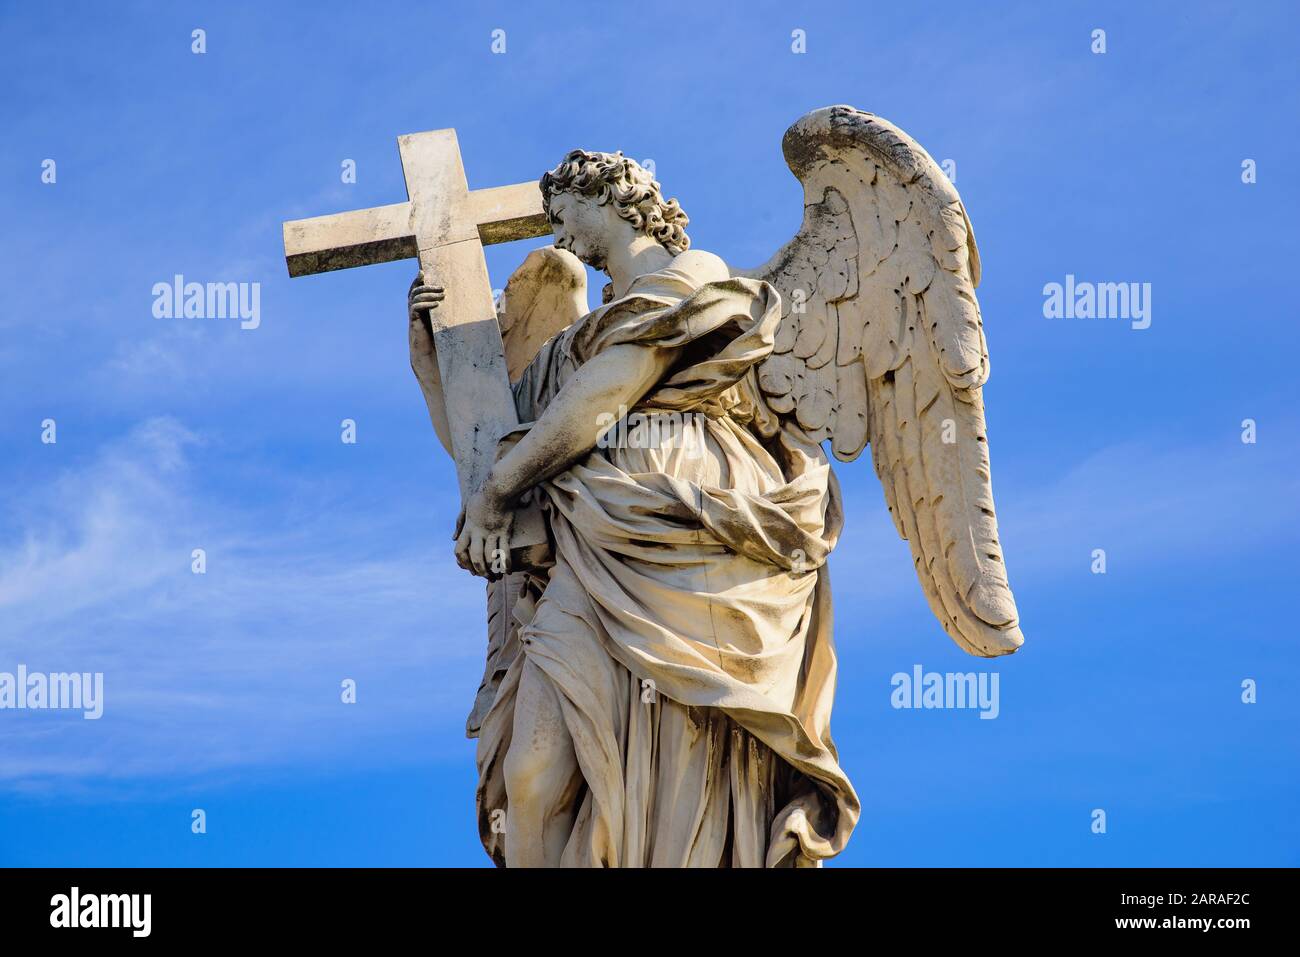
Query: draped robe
470 254 860 866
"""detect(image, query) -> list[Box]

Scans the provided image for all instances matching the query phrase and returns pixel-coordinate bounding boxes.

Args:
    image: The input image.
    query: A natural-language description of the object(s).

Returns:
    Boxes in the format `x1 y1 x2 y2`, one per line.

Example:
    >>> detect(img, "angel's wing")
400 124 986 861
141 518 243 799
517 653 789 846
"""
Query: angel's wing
740 105 1023 657
498 245 588 381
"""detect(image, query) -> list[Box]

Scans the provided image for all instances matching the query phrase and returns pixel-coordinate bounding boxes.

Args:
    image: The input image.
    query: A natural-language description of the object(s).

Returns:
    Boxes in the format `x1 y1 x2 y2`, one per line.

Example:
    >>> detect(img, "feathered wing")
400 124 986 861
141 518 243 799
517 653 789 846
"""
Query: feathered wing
740 105 1023 657
497 246 589 381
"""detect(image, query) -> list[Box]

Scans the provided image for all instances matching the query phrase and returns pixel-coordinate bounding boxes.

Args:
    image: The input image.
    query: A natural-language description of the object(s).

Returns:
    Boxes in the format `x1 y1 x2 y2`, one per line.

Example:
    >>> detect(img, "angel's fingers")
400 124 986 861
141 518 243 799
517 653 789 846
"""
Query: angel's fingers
453 507 466 540
454 527 471 570
469 535 486 577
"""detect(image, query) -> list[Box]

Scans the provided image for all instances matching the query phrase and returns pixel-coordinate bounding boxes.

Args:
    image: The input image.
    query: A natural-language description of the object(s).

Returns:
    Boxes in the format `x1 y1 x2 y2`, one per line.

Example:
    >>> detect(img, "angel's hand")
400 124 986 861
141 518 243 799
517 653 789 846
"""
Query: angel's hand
408 273 445 388
408 273 445 321
453 483 514 579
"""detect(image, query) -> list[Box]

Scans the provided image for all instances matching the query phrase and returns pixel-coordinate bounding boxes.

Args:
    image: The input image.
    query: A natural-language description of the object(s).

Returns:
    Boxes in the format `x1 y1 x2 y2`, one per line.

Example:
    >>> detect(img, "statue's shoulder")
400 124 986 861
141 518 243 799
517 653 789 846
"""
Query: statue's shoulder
669 248 730 284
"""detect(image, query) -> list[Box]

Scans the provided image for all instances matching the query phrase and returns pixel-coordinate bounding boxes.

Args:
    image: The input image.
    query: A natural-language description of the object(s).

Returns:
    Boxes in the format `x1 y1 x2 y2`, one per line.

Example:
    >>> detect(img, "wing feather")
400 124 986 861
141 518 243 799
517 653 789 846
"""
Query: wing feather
741 105 1023 657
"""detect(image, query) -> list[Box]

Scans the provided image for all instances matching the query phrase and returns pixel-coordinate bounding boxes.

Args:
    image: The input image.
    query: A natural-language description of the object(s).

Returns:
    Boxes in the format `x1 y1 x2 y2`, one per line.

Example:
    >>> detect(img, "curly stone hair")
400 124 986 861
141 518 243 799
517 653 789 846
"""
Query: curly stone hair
540 150 690 256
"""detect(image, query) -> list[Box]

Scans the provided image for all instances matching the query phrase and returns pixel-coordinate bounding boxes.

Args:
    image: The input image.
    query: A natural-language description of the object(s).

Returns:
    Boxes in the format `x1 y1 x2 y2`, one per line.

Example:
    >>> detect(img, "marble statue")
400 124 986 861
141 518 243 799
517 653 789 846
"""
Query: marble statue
284 105 1025 868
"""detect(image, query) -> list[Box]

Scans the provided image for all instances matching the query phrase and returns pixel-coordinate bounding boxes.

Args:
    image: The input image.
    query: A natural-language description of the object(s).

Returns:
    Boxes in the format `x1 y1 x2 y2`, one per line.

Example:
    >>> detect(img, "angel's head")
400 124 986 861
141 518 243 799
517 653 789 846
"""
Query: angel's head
540 150 690 270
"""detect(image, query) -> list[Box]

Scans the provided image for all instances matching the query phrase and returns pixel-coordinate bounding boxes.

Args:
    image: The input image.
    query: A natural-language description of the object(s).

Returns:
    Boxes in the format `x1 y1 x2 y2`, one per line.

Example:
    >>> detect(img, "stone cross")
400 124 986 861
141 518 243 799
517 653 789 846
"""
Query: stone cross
282 129 552 547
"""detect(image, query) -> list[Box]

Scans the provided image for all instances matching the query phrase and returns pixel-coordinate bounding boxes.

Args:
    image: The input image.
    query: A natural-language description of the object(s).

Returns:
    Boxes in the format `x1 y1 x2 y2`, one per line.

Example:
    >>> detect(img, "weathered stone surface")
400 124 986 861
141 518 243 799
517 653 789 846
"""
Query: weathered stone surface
282 127 551 554
284 107 1026 869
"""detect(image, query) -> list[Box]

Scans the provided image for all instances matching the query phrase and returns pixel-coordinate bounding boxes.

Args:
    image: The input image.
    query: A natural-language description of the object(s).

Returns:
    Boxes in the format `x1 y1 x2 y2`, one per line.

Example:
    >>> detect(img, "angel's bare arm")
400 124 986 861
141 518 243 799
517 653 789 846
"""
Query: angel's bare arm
450 341 679 577
408 275 453 455
486 341 679 504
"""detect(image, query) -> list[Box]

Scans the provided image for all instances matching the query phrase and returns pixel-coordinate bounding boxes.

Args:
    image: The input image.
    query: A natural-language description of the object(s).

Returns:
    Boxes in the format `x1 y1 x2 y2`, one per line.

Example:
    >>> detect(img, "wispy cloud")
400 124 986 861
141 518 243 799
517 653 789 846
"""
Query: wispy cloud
830 430 1299 630
0 418 484 793
998 436 1300 579
2 417 1294 795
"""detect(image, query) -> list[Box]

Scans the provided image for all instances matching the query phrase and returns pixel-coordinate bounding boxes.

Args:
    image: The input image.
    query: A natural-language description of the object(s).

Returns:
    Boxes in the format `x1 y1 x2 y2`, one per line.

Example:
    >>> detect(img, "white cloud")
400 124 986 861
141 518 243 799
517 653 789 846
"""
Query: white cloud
0 418 485 791
3 419 1292 793
997 436 1299 578
828 431 1299 644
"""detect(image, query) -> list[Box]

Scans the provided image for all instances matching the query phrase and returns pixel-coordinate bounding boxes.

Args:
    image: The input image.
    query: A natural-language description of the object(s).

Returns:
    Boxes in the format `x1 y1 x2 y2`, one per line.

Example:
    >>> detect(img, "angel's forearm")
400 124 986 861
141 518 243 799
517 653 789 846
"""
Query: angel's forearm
413 355 454 456
485 343 676 504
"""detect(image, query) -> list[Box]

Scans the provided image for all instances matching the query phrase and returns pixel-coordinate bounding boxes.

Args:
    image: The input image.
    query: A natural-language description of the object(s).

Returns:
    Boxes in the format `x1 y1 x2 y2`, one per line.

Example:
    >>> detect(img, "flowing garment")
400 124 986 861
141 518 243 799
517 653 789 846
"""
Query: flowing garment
470 257 860 867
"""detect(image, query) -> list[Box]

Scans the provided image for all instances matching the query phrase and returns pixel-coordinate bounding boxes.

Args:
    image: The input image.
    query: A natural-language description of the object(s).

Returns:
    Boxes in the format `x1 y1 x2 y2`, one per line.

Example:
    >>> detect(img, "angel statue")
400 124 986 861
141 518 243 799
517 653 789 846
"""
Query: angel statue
405 105 1025 868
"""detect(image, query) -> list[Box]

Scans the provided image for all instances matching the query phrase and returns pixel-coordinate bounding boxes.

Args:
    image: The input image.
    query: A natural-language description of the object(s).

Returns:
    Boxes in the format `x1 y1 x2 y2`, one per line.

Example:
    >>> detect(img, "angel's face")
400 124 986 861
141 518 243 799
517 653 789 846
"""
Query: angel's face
548 191 617 271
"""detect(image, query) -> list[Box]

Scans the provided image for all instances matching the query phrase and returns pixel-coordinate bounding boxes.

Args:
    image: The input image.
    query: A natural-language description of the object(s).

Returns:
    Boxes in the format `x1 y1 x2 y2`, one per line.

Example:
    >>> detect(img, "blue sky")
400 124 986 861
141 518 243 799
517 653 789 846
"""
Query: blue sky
1 1 1297 866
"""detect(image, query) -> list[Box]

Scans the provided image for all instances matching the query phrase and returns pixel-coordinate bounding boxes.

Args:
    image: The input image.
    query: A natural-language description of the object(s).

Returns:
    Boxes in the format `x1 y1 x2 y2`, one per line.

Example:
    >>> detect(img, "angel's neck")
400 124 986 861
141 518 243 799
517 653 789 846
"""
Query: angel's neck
605 236 674 299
